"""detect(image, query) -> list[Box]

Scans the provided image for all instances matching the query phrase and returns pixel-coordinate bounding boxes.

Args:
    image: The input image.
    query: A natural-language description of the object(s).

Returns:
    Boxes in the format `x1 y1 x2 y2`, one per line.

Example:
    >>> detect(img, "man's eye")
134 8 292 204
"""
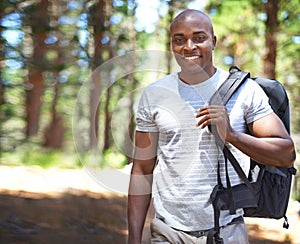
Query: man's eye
193 36 207 43
173 38 185 44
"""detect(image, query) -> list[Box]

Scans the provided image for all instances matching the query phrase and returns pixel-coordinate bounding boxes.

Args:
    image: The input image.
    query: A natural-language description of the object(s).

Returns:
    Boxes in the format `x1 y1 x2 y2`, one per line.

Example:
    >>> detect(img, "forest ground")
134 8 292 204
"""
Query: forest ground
0 165 300 244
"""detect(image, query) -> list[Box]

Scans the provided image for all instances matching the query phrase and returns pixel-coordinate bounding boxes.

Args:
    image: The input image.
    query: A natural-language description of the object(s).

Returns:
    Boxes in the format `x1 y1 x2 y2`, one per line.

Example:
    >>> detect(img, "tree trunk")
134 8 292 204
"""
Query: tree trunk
25 68 44 137
89 0 105 149
0 12 5 113
0 6 6 158
25 0 49 137
102 0 113 151
43 78 66 149
263 0 278 79
103 85 112 151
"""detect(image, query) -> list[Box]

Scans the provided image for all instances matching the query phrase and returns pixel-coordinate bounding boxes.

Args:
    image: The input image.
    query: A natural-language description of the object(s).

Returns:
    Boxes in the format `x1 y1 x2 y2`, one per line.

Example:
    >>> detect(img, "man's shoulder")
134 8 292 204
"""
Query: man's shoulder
137 73 179 103
242 77 265 92
149 73 178 87
214 68 229 88
143 73 179 94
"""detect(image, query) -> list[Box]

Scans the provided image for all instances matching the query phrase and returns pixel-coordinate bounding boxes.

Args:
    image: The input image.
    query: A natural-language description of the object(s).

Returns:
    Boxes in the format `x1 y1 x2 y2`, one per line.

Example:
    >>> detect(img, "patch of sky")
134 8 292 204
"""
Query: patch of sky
110 13 123 25
67 1 82 10
127 0 136 10
113 0 124 7
135 0 160 33
101 36 110 45
292 36 300 44
209 8 218 16
44 35 58 45
188 0 206 10
257 13 267 21
281 11 288 19
58 70 70 83
2 30 24 47
78 59 89 68
1 13 22 28
77 30 89 46
117 49 126 56
134 0 205 33
77 13 88 28
158 1 168 16
59 16 77 25
5 59 23 69
78 50 87 58
223 56 234 65
6 50 20 59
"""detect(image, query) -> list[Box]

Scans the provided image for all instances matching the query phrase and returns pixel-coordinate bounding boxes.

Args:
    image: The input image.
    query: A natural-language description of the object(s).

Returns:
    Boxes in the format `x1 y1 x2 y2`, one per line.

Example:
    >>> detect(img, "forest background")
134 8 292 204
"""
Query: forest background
1 0 300 199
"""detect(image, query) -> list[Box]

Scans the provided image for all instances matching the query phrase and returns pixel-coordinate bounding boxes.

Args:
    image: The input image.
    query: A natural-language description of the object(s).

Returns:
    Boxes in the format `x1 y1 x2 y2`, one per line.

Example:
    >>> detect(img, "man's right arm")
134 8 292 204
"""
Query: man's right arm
128 131 158 244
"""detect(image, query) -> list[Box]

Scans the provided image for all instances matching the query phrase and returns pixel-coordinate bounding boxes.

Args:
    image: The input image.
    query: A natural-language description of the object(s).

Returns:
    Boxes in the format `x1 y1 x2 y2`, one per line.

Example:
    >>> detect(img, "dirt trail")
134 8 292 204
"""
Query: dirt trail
0 166 299 244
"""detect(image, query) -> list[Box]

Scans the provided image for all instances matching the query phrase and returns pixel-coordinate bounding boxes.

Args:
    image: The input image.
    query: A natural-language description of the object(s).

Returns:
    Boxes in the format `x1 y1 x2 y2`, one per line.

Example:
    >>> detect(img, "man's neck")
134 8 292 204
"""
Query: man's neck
179 66 217 85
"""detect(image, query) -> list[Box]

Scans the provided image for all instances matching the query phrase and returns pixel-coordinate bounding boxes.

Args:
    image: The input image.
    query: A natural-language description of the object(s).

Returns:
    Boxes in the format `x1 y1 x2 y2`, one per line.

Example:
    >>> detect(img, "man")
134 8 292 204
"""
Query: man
128 9 296 244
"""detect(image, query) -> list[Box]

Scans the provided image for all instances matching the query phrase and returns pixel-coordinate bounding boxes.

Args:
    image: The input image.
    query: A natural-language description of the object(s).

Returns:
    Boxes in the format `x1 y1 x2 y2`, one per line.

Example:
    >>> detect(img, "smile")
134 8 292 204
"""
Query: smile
183 55 201 60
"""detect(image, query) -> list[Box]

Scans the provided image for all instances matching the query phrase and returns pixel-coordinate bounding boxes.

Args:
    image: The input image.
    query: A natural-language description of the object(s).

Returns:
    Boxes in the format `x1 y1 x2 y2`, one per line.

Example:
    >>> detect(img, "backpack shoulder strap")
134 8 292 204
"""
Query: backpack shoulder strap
208 66 255 192
209 66 250 146
209 66 250 106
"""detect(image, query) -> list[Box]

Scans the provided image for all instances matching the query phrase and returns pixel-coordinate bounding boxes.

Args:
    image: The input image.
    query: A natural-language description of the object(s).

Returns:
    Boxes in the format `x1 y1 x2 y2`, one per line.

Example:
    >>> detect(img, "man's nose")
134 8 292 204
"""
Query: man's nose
184 39 196 50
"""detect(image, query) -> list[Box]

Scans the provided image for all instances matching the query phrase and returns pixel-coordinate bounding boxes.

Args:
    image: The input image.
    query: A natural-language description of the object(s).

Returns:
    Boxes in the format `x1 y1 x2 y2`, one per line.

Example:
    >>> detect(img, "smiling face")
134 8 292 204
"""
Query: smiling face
170 11 217 80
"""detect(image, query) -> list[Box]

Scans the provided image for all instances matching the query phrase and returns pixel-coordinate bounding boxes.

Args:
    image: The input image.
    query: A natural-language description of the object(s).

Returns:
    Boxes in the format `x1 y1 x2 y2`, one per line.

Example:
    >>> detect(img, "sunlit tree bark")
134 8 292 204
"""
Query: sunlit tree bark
88 0 105 149
42 0 69 149
43 76 66 148
25 0 49 137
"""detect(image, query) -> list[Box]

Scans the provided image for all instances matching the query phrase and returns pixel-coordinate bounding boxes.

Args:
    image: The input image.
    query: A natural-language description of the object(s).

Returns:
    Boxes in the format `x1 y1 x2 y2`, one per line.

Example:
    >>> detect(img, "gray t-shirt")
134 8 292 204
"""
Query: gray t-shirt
136 69 272 231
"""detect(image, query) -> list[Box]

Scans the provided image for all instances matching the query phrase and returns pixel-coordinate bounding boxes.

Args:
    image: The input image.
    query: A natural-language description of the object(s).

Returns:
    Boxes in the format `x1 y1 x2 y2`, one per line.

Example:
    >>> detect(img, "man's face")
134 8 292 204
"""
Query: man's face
171 14 216 75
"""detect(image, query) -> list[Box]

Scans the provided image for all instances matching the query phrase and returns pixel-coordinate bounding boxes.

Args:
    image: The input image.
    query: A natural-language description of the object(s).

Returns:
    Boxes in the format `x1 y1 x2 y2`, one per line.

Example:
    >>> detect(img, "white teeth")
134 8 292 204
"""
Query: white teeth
184 56 199 60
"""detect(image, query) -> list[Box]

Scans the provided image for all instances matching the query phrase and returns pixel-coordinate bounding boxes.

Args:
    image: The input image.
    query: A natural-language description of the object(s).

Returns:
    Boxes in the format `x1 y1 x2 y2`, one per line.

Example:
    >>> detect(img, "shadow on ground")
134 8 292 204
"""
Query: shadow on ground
0 190 293 244
0 190 127 244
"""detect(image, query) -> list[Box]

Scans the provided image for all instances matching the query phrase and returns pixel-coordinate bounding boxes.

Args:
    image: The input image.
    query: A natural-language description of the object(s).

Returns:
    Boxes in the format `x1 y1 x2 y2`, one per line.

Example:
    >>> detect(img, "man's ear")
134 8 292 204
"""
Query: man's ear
212 35 217 50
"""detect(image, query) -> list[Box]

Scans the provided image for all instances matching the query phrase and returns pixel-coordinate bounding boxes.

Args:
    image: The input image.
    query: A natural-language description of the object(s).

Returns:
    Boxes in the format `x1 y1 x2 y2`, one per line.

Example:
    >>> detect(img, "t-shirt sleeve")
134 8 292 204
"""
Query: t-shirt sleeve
135 90 158 132
244 79 273 124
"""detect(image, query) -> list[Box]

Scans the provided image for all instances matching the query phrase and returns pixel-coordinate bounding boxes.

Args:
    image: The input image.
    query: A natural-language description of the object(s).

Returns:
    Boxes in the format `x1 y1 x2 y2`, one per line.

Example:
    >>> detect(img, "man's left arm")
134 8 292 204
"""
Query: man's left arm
196 106 296 167
227 111 296 167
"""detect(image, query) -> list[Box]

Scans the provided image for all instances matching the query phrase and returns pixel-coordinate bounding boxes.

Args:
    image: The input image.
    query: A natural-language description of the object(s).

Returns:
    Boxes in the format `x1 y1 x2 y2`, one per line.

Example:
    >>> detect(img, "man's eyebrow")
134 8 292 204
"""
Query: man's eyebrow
173 33 184 37
172 31 207 37
193 31 207 35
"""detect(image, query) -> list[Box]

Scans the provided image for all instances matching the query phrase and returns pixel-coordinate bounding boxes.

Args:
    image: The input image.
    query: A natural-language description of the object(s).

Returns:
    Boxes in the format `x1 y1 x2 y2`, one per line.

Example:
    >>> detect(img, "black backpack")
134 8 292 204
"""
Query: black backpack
207 66 297 244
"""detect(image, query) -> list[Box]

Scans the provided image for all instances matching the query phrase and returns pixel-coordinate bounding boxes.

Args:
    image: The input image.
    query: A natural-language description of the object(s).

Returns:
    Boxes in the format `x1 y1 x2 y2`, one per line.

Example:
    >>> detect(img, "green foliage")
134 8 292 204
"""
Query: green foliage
101 149 127 169
206 0 265 73
206 0 300 131
1 0 299 162
70 149 127 170
21 150 64 168
1 144 82 169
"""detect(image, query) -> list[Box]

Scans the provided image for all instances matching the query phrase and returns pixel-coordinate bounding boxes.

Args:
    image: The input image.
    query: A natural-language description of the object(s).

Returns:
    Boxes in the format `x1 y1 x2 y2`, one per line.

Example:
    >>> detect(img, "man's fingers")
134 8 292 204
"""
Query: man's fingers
196 106 226 117
197 116 222 128
196 106 228 129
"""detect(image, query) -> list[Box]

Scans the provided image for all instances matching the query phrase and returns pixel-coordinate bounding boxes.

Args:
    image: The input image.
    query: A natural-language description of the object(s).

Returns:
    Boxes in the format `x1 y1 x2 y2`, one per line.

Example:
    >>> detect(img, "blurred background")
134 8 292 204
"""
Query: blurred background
0 0 300 243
